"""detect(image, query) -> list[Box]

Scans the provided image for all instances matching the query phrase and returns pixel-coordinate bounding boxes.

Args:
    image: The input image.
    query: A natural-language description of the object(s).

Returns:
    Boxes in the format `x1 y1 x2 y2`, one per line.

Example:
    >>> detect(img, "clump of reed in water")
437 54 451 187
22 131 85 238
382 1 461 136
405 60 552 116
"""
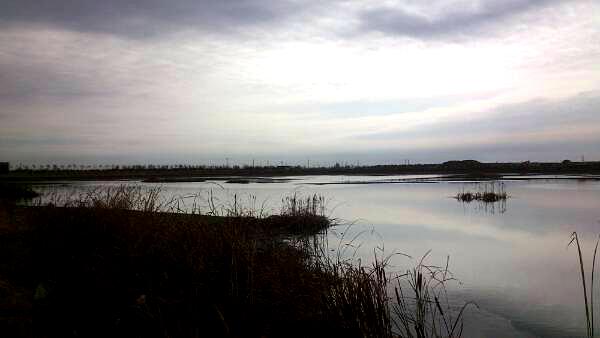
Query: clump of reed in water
281 192 326 217
455 182 508 203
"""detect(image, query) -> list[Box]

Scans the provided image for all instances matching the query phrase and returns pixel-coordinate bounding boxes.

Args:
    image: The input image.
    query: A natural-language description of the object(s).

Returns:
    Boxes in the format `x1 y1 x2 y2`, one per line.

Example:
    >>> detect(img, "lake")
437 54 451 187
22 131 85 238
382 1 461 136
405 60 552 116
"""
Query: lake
32 175 600 337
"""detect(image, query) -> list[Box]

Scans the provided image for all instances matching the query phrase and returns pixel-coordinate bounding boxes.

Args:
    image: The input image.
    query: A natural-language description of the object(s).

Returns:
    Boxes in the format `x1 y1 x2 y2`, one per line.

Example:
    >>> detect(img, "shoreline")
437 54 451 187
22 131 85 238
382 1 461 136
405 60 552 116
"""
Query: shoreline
2 160 599 183
3 173 599 186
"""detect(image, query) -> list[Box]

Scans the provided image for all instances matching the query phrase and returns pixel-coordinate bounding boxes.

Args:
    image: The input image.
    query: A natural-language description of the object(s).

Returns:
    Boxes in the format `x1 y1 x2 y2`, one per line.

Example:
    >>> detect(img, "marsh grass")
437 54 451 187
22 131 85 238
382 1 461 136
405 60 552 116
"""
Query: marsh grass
2 185 475 337
305 224 474 338
34 185 181 212
392 253 476 338
36 185 327 220
281 192 326 218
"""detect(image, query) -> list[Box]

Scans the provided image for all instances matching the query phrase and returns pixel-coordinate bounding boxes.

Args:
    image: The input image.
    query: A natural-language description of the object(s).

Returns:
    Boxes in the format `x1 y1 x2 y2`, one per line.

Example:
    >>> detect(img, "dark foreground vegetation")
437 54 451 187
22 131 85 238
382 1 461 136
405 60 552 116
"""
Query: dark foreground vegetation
0 187 473 338
0 183 39 200
1 159 599 182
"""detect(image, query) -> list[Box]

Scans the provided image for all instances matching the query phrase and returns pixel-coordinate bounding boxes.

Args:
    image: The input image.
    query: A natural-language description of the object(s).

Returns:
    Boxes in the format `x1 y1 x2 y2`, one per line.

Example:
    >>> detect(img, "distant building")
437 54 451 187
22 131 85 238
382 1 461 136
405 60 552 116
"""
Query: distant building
0 162 8 174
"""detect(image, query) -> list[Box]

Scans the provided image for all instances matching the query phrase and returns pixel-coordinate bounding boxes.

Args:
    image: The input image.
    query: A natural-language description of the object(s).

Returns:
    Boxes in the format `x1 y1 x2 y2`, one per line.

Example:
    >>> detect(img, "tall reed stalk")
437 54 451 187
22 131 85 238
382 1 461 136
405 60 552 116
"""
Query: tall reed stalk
568 232 600 338
392 252 476 338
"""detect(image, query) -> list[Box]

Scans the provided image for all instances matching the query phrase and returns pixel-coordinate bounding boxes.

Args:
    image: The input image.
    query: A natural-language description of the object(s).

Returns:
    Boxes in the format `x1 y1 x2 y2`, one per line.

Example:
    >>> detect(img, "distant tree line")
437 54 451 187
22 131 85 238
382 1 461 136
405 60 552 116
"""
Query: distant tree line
2 159 599 181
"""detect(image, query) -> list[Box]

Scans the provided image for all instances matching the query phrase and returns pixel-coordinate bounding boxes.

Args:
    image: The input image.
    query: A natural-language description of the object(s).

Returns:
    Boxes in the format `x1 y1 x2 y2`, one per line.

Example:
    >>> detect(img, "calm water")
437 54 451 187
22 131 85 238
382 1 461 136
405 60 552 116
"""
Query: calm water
32 175 600 337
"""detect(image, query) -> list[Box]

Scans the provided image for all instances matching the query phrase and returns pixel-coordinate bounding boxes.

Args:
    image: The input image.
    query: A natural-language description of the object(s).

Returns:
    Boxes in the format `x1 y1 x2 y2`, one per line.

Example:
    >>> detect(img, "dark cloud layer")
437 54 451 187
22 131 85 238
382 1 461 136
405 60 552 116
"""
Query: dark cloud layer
0 0 304 38
1 0 574 40
359 0 565 39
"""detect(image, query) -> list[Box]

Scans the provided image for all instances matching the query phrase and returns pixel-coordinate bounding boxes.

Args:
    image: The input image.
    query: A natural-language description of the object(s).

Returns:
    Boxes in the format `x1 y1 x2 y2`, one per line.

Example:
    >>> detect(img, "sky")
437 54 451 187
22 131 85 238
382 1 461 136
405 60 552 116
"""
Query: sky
1 0 599 166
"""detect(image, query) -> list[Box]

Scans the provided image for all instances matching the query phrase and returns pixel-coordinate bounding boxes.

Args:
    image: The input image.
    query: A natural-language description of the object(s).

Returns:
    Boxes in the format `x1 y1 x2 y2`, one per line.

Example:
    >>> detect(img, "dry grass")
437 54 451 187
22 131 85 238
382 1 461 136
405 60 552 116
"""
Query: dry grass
281 192 326 218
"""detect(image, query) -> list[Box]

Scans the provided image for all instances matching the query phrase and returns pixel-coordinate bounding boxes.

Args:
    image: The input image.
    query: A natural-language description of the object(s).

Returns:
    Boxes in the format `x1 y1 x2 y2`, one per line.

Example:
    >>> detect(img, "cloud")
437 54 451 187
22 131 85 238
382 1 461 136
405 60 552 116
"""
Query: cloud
0 0 598 165
0 0 308 39
0 58 118 103
358 0 567 39
351 91 600 161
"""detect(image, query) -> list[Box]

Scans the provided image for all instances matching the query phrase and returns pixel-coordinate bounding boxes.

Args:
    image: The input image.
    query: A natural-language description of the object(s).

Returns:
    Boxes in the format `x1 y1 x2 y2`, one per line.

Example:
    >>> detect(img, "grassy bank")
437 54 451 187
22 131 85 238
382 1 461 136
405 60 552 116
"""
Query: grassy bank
0 187 472 338
0 206 334 337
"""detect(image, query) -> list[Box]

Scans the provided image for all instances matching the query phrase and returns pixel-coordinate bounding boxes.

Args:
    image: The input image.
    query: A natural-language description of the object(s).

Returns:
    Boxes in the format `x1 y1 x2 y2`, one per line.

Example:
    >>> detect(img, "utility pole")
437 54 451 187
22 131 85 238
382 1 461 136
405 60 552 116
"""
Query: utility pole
225 158 229 168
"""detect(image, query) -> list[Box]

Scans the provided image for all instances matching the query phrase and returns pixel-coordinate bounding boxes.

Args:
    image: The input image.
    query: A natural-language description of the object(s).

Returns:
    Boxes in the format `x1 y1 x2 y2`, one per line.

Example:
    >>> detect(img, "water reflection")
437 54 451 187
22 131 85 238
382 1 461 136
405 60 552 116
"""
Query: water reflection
456 198 507 214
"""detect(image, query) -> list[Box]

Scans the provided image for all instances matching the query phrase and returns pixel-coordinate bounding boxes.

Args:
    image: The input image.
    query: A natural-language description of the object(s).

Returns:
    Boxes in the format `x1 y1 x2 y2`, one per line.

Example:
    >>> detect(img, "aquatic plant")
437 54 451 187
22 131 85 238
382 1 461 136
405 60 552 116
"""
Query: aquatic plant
568 232 600 338
393 252 476 338
281 192 326 218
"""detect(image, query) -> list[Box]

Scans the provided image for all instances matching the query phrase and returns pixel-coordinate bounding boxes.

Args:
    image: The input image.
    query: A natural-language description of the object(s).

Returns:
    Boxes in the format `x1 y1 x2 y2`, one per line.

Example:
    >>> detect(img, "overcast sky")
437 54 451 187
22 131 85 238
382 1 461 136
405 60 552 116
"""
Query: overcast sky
1 0 599 165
